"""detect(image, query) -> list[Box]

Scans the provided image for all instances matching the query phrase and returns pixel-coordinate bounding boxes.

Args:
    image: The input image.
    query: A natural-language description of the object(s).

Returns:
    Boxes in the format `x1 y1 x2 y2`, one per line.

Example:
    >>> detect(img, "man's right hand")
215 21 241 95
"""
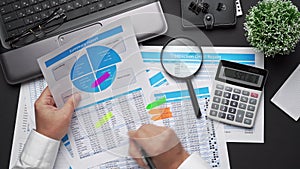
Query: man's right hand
128 124 190 169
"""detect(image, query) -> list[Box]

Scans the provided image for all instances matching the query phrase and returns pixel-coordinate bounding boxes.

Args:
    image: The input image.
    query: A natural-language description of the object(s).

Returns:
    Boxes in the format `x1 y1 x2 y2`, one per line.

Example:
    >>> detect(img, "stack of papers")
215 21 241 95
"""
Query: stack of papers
10 17 265 169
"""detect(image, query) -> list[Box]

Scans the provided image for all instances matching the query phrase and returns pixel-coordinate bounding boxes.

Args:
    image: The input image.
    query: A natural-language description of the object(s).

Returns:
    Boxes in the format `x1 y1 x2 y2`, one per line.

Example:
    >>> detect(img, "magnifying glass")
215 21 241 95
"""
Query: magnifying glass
160 37 204 118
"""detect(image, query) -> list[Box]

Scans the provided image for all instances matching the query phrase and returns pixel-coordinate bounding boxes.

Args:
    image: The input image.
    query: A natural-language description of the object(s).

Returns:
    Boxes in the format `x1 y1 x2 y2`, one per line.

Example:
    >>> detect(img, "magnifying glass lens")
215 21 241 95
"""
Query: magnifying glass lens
161 38 203 78
161 37 204 118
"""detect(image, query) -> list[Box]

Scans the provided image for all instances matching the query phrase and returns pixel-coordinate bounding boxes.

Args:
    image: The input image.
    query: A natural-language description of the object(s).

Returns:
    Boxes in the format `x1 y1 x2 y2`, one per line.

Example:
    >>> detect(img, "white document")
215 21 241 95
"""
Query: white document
85 83 230 169
151 83 230 169
9 78 71 169
271 64 300 121
140 46 265 143
38 18 154 168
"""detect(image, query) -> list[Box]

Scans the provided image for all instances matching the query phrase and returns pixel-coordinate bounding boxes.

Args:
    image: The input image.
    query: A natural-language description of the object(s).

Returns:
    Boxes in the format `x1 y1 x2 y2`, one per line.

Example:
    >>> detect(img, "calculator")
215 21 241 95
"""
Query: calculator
207 60 268 128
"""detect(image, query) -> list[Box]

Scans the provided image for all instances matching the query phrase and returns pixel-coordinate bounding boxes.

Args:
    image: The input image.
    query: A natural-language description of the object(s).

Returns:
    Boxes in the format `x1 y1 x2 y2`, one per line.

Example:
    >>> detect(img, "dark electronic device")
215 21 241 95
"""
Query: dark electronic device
181 0 236 29
0 0 167 84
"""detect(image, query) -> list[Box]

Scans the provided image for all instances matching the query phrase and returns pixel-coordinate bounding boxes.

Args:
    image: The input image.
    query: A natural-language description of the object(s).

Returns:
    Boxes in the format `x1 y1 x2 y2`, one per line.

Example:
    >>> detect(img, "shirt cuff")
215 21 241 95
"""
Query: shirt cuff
18 130 60 169
178 153 212 169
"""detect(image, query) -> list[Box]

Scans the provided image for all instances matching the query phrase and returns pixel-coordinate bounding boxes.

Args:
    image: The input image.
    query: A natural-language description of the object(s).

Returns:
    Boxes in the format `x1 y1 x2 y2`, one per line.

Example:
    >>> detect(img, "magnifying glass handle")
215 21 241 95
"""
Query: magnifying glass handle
186 79 202 118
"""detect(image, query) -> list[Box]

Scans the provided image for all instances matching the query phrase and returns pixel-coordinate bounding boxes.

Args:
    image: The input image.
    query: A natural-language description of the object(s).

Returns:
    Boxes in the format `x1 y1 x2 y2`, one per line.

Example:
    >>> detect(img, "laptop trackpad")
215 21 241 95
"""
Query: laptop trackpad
57 23 102 46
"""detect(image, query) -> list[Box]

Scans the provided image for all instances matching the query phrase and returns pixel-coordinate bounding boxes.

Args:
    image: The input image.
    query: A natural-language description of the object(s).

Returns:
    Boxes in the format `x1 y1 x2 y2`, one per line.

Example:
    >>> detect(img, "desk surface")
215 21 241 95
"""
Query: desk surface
1 0 300 168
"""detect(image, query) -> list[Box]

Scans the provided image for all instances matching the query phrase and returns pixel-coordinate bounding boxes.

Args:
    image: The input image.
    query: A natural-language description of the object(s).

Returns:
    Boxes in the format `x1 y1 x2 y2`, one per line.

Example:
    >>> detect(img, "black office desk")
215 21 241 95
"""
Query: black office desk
1 0 300 168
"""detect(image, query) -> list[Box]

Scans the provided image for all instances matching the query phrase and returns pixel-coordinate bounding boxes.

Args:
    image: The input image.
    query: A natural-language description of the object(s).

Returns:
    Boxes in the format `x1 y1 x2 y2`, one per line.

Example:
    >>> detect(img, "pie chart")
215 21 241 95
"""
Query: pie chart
70 46 121 93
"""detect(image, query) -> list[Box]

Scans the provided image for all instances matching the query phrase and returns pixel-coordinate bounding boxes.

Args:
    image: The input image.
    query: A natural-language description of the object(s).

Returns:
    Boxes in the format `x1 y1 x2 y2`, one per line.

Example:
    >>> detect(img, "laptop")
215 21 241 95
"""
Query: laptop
0 0 168 84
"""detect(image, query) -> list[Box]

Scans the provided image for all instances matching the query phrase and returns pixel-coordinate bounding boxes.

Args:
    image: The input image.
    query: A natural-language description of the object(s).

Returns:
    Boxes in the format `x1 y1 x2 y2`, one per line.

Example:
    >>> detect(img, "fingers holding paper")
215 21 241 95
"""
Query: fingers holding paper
35 87 81 140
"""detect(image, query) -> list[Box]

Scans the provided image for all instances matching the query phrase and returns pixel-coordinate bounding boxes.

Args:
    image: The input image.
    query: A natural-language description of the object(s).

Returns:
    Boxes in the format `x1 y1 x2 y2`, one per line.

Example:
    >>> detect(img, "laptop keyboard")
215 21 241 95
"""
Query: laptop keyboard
0 0 131 39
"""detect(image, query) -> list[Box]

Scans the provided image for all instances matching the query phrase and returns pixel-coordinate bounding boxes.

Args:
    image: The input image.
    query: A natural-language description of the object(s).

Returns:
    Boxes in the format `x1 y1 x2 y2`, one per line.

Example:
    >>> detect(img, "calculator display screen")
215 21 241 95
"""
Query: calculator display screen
216 60 268 91
218 67 264 88
224 68 259 84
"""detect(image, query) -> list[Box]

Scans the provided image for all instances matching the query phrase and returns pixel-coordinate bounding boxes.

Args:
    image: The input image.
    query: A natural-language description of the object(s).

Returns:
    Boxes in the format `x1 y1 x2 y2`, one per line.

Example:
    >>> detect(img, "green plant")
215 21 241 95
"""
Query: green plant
244 0 300 57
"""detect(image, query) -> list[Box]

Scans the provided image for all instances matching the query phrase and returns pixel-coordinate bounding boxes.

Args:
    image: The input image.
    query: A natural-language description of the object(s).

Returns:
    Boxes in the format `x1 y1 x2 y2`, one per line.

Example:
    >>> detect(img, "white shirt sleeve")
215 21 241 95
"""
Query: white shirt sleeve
12 130 60 169
178 153 212 169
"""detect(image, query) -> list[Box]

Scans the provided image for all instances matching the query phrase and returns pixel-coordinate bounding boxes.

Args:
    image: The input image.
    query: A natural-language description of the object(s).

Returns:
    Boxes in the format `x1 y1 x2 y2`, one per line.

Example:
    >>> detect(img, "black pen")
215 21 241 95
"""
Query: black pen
140 147 156 169
134 141 156 169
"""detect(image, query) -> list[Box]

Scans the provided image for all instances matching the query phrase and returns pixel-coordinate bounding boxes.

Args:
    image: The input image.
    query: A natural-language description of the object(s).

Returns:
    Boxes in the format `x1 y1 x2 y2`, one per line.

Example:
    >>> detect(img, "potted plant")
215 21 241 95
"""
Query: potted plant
244 0 300 57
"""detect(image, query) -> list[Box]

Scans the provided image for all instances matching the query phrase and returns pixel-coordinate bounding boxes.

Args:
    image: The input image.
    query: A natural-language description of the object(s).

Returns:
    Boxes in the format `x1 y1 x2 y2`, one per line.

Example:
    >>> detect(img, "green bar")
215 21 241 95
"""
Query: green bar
95 112 114 128
146 97 167 110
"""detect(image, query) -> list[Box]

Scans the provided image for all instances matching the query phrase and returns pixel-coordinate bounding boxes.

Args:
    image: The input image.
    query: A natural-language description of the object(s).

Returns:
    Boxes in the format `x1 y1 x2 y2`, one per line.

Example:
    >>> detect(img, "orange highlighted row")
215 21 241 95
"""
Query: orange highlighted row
149 107 173 121
151 112 173 121
148 107 171 114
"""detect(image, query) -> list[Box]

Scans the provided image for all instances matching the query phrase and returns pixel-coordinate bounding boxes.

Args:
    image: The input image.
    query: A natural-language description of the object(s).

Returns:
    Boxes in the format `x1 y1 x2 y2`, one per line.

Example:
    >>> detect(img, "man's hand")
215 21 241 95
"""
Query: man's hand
35 87 81 140
128 124 189 169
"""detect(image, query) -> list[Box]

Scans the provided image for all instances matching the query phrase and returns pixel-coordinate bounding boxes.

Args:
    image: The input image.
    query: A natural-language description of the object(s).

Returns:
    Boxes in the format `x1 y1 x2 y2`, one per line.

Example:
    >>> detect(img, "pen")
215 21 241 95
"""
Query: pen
140 147 156 169
134 141 156 169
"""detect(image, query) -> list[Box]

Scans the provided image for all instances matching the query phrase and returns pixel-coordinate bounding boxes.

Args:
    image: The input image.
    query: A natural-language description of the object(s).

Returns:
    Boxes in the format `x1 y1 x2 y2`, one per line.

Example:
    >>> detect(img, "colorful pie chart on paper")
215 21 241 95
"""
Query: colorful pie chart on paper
91 72 110 88
70 46 121 93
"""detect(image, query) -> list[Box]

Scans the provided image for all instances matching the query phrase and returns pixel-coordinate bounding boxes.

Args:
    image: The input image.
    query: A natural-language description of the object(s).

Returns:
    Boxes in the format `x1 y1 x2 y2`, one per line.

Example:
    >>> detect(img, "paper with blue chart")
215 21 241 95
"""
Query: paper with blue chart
38 18 156 168
140 46 264 143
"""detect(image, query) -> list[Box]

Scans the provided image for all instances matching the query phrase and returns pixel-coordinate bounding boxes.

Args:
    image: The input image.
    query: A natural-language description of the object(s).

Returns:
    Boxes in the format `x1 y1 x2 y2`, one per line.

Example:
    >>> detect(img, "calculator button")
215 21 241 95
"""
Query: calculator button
233 88 241 94
249 98 257 105
240 96 248 103
223 92 231 98
247 105 255 112
238 103 247 110
220 105 228 112
244 118 252 125
216 84 224 89
211 103 219 110
230 101 238 107
246 112 254 118
235 110 245 123
251 92 259 98
242 90 250 96
227 114 235 121
214 90 223 96
213 97 221 103
232 94 240 101
210 110 218 116
218 112 226 119
228 108 236 114
225 86 233 92
221 99 229 105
